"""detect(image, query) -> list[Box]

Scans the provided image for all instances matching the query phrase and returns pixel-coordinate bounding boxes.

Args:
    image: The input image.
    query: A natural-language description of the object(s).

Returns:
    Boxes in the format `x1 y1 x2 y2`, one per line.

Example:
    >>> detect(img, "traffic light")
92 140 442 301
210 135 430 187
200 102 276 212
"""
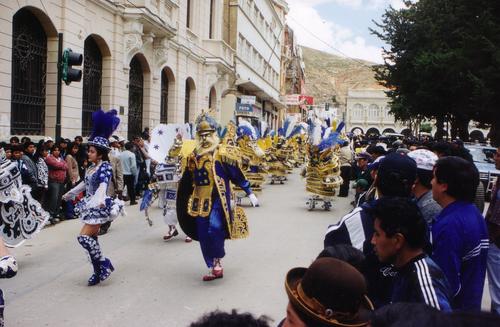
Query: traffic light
61 48 82 85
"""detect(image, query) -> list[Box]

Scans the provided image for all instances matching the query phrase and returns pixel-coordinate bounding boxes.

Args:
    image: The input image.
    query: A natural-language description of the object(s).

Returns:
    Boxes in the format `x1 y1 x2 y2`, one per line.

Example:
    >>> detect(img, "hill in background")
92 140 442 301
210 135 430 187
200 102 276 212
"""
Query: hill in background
300 46 386 105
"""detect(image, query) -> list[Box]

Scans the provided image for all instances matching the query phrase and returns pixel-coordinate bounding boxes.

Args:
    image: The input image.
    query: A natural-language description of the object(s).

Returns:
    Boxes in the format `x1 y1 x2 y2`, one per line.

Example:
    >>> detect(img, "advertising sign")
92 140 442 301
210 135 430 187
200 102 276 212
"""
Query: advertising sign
281 94 300 105
235 103 253 113
299 95 314 105
240 95 256 105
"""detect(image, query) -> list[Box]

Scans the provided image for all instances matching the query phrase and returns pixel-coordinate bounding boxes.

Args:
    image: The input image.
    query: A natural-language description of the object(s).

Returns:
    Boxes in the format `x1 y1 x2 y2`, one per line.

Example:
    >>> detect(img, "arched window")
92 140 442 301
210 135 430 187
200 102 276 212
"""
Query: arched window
11 9 47 135
208 87 216 111
352 104 363 119
366 127 380 138
368 104 379 119
160 69 169 124
128 56 144 139
82 37 103 136
184 78 196 123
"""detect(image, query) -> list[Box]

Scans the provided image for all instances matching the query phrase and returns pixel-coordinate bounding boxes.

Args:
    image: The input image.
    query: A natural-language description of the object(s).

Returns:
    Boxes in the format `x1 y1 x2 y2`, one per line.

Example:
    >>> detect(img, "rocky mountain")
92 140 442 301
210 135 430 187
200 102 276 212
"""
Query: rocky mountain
300 46 386 105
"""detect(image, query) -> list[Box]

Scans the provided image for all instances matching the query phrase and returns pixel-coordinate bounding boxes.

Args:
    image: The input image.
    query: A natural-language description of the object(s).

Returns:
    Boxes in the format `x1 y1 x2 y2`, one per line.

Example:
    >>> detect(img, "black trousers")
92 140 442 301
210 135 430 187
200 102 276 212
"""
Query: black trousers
339 165 352 197
124 174 136 203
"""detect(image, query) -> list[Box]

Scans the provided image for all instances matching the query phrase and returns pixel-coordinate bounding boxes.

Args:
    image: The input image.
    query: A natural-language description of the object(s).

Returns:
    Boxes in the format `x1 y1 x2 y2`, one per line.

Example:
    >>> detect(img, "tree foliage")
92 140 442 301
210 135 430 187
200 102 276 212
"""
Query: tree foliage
371 0 500 144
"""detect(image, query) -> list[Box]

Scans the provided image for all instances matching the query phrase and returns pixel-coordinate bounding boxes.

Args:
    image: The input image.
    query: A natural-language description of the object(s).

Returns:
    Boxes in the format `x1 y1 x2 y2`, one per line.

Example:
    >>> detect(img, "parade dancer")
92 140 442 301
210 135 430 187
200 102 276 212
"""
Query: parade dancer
0 148 49 326
0 241 17 327
63 109 124 286
154 135 191 242
177 112 259 281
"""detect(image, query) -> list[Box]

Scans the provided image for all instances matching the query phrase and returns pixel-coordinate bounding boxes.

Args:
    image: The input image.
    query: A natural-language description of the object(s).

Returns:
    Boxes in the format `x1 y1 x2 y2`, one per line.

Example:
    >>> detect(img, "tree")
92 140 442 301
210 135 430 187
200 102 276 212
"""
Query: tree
419 123 432 133
372 0 500 145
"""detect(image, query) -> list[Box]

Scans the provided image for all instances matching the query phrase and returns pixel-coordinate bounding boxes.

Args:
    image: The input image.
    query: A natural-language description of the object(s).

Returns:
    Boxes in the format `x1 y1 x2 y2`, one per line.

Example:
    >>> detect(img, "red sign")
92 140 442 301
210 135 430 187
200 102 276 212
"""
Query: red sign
299 95 314 105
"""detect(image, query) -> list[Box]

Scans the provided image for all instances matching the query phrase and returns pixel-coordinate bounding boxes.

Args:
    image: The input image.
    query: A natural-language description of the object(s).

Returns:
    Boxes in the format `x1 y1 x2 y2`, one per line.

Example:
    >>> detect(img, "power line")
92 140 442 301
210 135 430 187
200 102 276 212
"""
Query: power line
287 16 376 69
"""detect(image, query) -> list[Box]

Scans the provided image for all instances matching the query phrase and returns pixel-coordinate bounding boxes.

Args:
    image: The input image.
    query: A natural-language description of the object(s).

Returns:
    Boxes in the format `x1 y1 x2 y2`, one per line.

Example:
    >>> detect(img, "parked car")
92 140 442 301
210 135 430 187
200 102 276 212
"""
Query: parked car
465 144 500 200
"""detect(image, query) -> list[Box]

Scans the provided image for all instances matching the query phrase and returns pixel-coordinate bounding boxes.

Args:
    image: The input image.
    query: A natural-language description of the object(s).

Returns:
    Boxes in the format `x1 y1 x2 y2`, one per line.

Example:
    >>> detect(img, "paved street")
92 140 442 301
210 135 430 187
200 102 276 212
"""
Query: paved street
1 170 352 327
1 169 493 326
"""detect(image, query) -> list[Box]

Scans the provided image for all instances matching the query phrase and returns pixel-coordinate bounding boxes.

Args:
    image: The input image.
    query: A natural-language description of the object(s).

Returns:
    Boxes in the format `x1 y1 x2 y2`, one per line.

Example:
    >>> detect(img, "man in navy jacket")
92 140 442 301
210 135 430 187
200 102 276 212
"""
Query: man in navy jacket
369 197 452 311
325 153 418 308
431 156 488 311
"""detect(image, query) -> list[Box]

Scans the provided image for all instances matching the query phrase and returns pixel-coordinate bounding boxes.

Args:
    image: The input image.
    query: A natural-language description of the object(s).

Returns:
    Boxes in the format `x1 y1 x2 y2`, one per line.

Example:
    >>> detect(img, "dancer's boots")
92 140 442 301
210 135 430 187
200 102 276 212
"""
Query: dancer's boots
77 235 114 286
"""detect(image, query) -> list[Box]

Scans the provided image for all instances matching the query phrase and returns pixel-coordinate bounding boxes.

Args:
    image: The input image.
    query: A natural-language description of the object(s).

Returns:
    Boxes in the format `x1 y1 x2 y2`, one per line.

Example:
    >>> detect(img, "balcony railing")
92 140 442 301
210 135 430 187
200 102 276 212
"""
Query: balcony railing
202 39 235 68
121 0 178 34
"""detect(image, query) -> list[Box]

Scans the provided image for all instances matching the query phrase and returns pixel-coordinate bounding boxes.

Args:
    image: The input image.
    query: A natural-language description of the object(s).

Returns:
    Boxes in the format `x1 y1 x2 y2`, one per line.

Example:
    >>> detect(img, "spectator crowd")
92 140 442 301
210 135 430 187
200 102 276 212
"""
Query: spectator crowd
0 129 155 234
187 134 500 327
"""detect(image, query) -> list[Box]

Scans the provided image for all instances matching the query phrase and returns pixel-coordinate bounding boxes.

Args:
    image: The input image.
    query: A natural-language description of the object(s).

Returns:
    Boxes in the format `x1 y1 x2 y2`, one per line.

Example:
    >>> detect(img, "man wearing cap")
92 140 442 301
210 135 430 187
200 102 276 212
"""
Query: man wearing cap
352 152 372 206
370 197 451 311
325 153 418 308
354 152 373 186
280 257 373 327
407 149 441 226
57 138 68 159
43 137 54 151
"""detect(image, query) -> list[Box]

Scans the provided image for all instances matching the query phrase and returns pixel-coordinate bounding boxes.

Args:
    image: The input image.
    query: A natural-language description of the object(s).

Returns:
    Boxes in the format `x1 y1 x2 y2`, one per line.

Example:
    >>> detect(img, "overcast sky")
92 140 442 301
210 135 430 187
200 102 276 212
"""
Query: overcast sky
286 0 407 63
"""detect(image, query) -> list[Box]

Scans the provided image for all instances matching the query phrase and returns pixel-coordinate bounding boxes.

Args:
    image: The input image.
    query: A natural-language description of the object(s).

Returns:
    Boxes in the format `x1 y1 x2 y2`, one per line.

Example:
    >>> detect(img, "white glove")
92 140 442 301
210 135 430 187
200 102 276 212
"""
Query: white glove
62 192 73 201
248 193 259 207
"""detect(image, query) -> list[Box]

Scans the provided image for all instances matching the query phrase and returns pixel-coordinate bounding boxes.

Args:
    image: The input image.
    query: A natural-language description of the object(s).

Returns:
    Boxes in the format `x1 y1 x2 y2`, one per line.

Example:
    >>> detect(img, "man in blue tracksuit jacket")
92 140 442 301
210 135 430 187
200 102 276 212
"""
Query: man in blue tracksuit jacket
431 156 488 311
325 153 419 308
368 197 452 311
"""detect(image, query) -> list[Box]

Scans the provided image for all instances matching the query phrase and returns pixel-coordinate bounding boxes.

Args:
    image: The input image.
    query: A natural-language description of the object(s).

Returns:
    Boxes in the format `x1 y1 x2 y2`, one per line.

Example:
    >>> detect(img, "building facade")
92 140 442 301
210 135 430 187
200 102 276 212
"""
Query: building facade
280 24 306 118
220 0 286 130
1 0 286 140
345 89 405 136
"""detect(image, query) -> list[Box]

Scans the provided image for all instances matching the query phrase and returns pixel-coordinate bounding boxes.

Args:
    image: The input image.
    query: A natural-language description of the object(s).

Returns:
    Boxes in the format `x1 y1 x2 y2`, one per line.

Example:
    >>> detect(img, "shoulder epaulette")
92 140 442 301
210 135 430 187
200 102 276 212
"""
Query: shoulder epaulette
216 144 242 167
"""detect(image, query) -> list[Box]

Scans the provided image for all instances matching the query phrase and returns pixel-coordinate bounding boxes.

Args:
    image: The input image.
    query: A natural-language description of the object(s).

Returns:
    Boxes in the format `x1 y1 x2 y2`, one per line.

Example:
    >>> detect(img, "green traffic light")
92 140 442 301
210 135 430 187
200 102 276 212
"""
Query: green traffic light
61 48 83 85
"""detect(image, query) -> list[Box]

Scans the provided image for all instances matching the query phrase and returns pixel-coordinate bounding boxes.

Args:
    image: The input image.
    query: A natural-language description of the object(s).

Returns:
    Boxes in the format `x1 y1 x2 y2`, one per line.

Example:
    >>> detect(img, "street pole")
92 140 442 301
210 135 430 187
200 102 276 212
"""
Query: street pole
55 33 63 140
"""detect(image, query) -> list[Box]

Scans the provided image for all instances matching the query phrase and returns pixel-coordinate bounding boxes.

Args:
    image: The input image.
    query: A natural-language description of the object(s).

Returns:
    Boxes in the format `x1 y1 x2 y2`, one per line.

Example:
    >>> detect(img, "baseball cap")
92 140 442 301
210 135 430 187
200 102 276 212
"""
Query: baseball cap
109 135 120 143
407 149 438 171
353 179 370 190
377 153 417 185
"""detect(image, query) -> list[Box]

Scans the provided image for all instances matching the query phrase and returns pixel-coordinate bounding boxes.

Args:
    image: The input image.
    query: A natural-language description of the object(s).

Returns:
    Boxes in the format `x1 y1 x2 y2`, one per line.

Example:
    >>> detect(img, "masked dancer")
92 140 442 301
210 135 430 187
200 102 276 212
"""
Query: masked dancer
0 147 49 325
177 112 259 281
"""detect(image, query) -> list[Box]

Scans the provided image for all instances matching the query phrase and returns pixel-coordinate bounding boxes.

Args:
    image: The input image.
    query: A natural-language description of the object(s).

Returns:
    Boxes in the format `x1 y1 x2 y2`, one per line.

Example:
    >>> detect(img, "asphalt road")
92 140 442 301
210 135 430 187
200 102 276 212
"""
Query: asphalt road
1 170 352 326
1 169 492 326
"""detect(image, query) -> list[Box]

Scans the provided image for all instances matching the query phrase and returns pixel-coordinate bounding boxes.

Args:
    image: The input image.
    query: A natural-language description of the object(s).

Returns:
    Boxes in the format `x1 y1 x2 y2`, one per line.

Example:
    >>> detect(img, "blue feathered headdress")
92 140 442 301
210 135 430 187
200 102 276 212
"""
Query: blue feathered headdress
288 122 308 139
88 109 120 151
318 132 340 152
237 120 257 140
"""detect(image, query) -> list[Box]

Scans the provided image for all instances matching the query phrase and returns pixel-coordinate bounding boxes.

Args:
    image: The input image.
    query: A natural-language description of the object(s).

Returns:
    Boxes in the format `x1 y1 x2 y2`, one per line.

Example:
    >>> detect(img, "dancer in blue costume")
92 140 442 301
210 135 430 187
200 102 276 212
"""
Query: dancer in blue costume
177 113 259 281
0 147 49 326
63 109 124 286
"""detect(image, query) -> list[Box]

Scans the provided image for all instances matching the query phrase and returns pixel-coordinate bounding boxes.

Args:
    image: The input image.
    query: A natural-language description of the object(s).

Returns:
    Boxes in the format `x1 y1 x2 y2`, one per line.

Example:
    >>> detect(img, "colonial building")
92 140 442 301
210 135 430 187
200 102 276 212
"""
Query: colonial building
220 0 286 130
345 89 405 137
0 0 272 140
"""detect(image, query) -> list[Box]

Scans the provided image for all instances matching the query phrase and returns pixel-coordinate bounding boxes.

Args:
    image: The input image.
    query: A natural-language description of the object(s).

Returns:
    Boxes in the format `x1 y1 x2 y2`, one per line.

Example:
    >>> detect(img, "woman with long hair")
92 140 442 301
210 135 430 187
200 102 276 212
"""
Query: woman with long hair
64 143 82 219
65 142 81 187
63 109 123 286
32 141 48 204
45 144 68 223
